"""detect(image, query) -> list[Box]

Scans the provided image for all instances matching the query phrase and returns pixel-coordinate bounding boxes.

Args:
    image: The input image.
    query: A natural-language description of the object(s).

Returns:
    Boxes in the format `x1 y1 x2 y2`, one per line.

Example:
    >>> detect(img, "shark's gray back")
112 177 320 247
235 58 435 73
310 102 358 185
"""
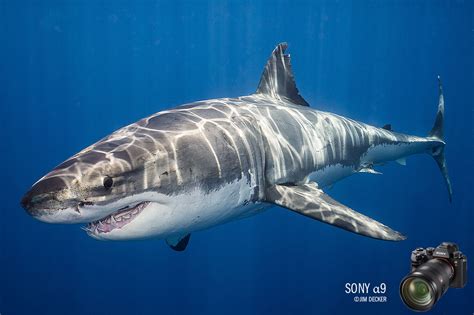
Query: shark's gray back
187 95 417 187
106 94 417 189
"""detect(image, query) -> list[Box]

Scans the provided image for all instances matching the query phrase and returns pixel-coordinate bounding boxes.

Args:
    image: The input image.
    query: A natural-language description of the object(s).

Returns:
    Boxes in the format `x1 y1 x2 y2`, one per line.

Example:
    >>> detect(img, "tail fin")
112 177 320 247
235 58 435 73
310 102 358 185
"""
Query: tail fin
429 76 453 202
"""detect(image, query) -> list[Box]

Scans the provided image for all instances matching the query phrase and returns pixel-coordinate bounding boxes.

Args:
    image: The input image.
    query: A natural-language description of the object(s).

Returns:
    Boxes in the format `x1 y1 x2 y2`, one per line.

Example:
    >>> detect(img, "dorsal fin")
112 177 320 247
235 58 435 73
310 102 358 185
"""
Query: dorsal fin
256 43 309 106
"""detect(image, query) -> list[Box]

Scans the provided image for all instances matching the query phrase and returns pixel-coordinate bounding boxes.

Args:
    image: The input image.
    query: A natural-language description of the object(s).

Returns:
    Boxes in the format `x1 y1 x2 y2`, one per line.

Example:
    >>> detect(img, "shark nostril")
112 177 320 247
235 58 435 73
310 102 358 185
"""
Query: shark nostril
78 201 93 207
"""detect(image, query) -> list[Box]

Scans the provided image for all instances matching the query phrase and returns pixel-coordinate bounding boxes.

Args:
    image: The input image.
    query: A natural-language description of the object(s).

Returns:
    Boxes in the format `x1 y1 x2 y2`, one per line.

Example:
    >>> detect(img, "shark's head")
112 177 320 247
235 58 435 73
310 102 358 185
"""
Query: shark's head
22 149 139 223
20 124 176 239
21 106 257 242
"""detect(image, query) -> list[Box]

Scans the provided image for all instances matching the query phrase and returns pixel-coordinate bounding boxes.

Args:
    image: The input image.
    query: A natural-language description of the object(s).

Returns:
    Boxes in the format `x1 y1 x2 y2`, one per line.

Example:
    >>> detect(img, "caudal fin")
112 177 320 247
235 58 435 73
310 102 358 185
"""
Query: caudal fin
429 76 453 202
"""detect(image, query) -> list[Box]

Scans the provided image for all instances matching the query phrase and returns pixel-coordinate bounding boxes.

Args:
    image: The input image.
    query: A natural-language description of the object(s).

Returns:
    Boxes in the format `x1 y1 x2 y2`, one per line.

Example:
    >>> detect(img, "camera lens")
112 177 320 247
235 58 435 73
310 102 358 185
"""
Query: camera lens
401 278 434 308
400 259 453 312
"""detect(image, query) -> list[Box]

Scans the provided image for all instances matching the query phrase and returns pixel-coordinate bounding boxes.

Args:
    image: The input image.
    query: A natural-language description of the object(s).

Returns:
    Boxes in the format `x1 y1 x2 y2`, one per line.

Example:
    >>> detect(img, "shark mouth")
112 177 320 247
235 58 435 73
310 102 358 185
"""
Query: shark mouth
85 201 150 234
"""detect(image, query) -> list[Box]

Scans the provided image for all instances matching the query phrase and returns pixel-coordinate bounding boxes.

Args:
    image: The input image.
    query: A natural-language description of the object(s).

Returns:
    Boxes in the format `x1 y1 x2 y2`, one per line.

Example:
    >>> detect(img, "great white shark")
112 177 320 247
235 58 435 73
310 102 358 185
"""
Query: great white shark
21 43 451 251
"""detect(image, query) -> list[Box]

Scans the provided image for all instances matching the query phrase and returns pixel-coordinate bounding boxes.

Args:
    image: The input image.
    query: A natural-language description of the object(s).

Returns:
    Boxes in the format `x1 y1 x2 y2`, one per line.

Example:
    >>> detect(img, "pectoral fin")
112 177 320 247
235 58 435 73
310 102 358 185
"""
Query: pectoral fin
265 183 406 241
166 233 191 251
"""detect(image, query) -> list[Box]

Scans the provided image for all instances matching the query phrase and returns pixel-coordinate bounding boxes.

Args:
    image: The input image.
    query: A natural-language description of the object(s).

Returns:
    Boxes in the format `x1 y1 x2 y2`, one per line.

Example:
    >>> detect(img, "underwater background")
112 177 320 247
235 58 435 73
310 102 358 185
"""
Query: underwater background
1 1 472 314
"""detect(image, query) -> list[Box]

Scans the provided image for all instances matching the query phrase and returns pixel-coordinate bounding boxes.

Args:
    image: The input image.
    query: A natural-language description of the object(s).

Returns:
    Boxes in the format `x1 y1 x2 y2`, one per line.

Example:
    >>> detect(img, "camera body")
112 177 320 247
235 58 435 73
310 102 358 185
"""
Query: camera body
410 242 467 288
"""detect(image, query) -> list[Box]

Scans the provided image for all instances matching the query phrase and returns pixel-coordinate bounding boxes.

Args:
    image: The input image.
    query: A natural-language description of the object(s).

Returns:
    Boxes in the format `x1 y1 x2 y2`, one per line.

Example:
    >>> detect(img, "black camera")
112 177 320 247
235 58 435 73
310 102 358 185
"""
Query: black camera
399 242 467 312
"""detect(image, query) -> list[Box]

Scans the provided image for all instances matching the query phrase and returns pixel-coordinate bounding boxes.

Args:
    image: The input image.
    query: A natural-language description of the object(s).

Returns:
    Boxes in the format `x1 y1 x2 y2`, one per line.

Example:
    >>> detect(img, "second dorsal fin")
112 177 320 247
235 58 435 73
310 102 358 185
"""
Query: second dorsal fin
382 124 392 131
256 43 309 106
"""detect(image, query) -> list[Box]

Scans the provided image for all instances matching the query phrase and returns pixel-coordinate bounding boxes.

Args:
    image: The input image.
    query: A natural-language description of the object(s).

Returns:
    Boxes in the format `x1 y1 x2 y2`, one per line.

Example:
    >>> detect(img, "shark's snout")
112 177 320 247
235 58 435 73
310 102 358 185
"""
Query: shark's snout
21 190 43 217
21 176 80 222
20 193 33 214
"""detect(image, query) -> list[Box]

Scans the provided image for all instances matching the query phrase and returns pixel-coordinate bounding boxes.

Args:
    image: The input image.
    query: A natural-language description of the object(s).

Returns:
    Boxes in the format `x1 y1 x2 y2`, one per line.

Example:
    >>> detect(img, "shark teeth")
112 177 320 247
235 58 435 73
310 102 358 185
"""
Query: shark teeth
85 201 150 235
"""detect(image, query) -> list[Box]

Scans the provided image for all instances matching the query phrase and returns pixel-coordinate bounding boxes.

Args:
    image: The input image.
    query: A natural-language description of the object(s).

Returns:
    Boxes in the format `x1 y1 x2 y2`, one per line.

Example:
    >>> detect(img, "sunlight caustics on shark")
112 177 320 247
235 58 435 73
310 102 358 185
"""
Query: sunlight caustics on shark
21 43 452 251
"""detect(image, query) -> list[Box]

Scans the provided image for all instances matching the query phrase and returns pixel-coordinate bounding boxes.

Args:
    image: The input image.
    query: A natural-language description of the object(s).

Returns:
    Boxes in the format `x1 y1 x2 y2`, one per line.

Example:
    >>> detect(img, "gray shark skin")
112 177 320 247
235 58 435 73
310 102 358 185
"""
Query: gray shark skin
21 43 451 250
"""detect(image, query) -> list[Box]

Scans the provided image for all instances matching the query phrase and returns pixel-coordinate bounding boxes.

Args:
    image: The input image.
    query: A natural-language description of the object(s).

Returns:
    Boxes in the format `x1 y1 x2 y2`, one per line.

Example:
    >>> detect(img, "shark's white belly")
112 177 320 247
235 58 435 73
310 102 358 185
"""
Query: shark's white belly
304 163 356 188
302 140 433 188
92 176 264 241
362 142 428 164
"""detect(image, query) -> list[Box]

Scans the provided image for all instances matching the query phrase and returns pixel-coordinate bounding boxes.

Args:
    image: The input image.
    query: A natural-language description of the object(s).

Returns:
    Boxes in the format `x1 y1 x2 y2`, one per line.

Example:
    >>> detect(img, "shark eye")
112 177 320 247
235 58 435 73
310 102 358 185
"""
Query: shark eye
103 176 113 189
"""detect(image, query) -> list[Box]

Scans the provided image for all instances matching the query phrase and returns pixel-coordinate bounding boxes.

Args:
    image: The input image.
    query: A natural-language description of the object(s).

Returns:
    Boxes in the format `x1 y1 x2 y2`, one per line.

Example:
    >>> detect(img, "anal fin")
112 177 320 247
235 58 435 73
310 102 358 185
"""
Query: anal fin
166 234 191 251
265 183 405 241
396 158 407 166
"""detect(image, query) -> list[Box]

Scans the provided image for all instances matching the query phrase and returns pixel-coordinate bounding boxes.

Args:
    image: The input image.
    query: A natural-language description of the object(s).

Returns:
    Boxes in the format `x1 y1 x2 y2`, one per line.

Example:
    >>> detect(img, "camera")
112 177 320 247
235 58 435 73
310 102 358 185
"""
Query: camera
399 242 467 312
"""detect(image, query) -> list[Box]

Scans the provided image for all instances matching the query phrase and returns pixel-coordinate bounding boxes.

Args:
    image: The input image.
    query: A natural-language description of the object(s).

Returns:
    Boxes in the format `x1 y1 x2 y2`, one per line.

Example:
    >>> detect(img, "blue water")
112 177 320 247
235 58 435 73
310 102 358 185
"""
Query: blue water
1 1 472 314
